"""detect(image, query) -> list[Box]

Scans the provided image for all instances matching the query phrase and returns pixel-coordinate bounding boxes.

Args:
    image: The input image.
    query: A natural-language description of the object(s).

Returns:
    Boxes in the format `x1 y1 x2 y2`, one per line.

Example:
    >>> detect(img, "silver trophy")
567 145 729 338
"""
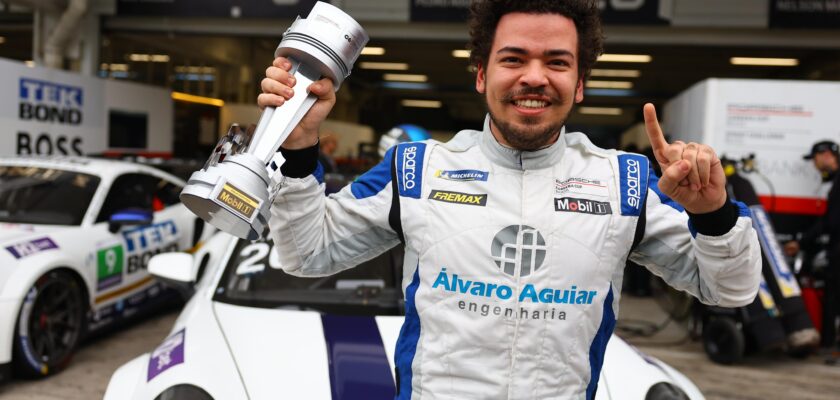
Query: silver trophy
180 1 368 240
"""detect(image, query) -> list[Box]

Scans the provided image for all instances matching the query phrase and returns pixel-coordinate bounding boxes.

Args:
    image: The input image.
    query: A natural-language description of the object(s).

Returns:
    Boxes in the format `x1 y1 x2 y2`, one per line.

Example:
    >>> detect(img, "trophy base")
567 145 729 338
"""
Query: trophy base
180 154 270 240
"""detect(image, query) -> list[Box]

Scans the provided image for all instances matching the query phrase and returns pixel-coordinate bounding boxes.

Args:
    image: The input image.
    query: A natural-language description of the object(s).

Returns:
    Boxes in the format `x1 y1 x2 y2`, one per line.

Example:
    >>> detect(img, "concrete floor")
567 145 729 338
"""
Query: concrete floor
0 296 837 399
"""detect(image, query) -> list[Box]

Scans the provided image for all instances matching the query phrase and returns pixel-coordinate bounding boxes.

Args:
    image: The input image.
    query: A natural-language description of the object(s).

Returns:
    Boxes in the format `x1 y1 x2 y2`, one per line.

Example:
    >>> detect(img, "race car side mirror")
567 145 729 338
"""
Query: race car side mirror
108 208 153 233
149 252 197 284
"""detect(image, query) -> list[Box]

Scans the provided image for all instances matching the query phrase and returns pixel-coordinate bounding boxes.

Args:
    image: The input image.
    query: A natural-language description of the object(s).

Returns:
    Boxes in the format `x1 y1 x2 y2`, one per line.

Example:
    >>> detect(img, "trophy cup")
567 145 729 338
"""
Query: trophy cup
180 1 368 240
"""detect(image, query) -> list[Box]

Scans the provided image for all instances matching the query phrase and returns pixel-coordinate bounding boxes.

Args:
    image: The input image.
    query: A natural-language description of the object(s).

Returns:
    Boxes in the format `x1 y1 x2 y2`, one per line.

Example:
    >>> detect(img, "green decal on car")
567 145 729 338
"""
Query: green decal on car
97 245 124 291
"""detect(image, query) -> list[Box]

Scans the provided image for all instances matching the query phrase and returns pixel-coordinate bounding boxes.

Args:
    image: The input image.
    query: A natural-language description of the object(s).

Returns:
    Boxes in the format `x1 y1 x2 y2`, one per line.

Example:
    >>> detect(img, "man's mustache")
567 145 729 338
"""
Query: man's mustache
500 87 561 104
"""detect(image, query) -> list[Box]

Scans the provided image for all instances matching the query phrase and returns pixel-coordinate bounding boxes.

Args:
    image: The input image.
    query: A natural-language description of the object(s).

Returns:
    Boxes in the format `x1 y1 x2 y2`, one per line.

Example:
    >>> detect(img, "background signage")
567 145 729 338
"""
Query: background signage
769 0 840 29
409 0 669 25
0 58 173 157
116 0 319 18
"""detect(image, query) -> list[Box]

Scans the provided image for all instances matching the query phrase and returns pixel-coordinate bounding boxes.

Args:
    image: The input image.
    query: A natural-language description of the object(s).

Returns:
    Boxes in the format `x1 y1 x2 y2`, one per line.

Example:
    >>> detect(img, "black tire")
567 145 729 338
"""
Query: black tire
702 317 745 365
12 270 86 378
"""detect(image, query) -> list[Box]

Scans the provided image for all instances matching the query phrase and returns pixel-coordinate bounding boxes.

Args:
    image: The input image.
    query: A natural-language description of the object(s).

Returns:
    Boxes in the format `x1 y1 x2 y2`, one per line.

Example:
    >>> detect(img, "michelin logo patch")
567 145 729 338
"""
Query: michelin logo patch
435 169 488 182
618 154 649 216
555 197 612 215
430 190 487 206
397 142 425 198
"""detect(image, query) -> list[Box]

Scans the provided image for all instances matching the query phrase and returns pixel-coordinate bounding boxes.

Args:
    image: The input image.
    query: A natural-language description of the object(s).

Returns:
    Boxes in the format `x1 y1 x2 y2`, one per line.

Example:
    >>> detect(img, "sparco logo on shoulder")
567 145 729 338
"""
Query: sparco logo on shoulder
402 145 417 190
625 159 641 208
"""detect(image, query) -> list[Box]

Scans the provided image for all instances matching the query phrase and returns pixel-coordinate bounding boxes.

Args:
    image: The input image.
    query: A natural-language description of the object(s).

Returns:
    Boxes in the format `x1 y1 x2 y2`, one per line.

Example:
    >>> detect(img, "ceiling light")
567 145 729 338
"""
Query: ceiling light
384 73 428 82
585 80 633 89
597 54 652 63
109 63 129 72
401 99 442 108
175 66 216 74
361 47 385 56
590 69 640 78
171 92 224 107
129 53 170 62
730 57 799 66
578 107 623 116
452 49 470 58
360 62 409 70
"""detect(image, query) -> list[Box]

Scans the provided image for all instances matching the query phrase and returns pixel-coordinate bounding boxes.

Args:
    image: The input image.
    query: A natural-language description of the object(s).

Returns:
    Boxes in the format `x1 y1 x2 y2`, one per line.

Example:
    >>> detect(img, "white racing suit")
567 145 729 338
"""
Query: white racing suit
270 117 761 399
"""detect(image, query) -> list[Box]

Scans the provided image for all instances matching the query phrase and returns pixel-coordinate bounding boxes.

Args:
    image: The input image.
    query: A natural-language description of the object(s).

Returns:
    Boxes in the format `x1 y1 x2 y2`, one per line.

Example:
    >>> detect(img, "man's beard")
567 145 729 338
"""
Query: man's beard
486 87 570 151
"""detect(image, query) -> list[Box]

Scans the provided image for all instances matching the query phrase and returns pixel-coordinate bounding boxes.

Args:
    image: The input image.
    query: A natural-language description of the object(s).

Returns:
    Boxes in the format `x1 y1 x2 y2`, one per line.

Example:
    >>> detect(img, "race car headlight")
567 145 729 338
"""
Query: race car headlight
645 382 690 400
154 384 214 400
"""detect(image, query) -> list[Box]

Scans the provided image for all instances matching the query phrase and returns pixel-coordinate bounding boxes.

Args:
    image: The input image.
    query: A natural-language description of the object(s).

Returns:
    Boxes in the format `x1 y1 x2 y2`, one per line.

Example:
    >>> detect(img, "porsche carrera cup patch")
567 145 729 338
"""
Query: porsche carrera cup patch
215 182 259 221
555 177 608 197
148 329 185 381
5 237 58 259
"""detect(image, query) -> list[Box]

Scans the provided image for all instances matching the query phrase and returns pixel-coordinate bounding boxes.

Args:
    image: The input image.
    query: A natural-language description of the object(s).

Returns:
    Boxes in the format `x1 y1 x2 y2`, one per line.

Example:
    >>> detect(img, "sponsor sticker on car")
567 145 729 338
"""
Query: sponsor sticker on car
5 237 58 259
148 329 185 381
96 244 124 291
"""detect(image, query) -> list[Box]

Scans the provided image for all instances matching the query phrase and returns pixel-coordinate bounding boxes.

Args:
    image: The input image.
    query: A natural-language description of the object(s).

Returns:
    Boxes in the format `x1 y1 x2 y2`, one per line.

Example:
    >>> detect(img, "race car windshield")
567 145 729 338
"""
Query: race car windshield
0 166 100 225
214 237 403 316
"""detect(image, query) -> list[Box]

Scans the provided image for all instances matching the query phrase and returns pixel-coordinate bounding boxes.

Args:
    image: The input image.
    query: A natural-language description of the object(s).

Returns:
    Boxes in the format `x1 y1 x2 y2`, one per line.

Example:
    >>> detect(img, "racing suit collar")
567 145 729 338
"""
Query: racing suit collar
478 115 567 171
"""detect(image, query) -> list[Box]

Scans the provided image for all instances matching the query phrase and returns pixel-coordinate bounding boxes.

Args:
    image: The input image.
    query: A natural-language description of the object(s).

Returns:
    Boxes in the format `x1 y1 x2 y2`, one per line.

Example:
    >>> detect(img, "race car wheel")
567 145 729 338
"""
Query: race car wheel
702 317 744 365
12 270 86 378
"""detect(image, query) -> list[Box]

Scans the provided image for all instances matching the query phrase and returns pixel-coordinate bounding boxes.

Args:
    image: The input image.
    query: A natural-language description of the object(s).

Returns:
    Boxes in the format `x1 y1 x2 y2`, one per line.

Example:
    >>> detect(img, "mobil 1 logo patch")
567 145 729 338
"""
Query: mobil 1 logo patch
554 197 612 215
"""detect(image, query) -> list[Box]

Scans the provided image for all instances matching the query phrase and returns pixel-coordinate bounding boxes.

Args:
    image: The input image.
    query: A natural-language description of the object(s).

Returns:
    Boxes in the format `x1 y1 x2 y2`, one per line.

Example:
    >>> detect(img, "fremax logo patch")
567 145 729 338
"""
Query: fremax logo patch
435 169 488 182
618 154 649 216
397 142 425 198
429 190 487 206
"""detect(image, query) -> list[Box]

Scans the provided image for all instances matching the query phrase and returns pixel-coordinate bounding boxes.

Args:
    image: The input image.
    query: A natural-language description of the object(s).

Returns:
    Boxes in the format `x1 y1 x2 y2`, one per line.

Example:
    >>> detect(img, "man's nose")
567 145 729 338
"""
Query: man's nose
519 61 549 87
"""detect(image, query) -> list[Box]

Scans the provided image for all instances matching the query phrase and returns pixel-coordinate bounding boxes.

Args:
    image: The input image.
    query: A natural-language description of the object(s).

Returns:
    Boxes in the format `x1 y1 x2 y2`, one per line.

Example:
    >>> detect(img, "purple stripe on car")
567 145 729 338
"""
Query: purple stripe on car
148 329 185 381
5 237 58 259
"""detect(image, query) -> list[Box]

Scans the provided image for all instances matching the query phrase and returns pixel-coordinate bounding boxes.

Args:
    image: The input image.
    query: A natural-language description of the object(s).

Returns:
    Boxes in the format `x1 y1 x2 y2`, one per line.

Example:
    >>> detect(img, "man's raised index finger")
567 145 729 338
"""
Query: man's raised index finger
643 103 668 151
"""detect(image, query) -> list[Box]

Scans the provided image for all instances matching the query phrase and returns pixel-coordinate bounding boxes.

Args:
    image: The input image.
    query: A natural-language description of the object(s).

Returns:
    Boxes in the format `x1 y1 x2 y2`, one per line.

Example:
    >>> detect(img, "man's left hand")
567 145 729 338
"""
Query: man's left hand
644 103 727 214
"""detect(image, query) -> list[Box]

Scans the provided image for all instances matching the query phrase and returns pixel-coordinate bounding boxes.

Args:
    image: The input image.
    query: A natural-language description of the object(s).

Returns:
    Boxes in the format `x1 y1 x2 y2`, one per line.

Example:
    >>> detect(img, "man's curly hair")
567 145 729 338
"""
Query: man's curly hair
468 0 604 81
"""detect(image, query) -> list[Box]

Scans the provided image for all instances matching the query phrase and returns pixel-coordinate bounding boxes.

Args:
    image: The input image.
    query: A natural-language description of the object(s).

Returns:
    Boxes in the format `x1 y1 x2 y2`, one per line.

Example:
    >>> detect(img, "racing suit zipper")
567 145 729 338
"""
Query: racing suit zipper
508 167 526 399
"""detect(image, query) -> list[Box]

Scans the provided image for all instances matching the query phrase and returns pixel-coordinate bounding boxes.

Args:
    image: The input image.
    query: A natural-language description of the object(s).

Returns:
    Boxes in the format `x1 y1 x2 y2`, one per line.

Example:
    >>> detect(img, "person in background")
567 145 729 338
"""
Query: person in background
317 132 339 173
378 124 432 158
258 0 761 397
784 140 840 363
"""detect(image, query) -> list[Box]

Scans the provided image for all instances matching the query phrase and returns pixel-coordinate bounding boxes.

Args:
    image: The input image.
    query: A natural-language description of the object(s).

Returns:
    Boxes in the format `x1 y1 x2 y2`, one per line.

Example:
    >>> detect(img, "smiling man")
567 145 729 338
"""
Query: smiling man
259 1 761 398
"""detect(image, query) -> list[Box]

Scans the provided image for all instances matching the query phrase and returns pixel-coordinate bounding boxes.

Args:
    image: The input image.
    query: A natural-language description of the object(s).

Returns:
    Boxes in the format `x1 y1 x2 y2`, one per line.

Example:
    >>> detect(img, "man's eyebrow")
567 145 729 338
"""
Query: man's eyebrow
496 46 528 55
544 49 574 58
496 47 575 58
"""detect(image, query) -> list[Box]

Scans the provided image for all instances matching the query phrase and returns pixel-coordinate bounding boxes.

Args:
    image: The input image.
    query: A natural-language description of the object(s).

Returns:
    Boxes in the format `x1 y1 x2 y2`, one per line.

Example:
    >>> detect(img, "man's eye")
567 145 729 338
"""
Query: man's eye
501 57 521 64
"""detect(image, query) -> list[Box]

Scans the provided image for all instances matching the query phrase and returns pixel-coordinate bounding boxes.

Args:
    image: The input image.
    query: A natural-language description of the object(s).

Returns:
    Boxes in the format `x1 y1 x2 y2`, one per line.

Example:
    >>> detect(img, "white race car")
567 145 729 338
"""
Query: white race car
0 157 212 382
105 232 704 400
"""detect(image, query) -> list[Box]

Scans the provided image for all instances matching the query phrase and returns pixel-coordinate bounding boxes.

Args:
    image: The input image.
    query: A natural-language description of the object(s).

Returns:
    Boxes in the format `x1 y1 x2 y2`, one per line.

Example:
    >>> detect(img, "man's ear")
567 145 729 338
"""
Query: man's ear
574 77 584 103
475 63 486 94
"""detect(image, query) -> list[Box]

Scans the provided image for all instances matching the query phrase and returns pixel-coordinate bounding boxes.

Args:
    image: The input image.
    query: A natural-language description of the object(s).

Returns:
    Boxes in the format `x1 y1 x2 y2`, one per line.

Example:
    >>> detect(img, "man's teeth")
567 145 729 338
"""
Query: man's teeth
515 99 547 108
